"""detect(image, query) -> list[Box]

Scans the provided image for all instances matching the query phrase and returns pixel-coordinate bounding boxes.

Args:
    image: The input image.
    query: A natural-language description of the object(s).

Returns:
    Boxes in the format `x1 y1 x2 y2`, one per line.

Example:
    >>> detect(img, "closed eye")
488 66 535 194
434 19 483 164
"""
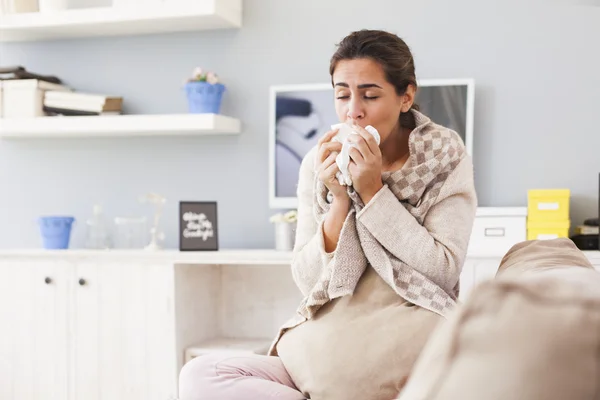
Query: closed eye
336 95 379 100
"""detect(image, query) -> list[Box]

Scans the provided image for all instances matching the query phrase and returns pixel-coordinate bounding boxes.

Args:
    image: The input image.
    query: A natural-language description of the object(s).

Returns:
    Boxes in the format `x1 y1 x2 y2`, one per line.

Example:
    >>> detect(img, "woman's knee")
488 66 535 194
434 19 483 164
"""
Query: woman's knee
179 354 222 399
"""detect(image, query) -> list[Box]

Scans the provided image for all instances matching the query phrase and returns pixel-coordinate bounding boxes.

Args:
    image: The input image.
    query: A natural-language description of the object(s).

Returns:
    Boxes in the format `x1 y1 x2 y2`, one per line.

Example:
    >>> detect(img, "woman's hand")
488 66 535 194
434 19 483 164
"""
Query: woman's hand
347 124 384 204
316 129 349 202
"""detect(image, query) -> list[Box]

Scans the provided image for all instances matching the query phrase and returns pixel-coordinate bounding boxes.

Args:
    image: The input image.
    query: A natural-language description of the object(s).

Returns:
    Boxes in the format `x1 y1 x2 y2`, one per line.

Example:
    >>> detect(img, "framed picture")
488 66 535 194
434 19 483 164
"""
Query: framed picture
179 201 219 251
268 80 474 209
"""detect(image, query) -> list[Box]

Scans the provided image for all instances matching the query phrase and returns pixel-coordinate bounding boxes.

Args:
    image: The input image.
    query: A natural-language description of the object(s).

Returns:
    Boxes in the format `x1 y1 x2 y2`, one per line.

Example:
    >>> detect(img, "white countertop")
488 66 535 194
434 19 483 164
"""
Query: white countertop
0 248 598 264
0 248 294 265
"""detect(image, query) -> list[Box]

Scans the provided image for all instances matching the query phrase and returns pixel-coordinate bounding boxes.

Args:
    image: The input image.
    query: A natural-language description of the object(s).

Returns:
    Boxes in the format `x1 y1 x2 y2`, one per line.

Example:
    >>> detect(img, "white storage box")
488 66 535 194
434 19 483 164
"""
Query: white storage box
467 207 528 257
2 79 71 118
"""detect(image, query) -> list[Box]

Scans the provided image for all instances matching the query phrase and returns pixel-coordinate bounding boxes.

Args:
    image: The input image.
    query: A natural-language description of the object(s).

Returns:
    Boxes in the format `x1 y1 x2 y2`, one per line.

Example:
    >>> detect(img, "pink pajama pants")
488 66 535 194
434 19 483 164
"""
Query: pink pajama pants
178 352 306 400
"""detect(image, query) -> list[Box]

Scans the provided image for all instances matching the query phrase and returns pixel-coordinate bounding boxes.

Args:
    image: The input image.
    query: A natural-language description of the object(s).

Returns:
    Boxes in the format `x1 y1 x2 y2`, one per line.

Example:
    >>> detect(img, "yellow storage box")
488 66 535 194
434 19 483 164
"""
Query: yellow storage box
527 220 570 241
527 189 570 221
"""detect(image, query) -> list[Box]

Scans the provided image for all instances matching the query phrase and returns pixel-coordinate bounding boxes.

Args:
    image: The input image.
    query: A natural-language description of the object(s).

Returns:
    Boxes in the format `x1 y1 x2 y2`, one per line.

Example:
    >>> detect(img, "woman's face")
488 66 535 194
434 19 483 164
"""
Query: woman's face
332 58 414 143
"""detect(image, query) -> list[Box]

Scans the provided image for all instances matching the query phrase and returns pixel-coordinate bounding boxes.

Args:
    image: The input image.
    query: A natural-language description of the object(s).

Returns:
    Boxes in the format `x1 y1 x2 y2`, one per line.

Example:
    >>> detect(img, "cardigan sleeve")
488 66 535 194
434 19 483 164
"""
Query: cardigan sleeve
356 156 477 294
290 147 335 296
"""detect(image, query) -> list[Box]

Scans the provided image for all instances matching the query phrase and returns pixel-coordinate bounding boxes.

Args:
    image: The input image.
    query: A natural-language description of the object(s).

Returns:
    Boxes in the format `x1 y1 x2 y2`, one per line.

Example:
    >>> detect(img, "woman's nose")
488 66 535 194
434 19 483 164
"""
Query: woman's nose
346 99 364 120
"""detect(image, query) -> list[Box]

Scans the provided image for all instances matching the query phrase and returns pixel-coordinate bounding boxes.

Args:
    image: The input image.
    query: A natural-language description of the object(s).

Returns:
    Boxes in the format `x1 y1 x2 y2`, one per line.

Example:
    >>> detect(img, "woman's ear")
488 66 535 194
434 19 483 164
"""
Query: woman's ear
401 84 416 112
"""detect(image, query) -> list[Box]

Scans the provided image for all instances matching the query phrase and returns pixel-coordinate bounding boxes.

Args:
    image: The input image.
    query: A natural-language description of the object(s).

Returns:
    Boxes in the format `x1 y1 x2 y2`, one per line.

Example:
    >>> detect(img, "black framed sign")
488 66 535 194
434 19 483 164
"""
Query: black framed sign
179 201 219 251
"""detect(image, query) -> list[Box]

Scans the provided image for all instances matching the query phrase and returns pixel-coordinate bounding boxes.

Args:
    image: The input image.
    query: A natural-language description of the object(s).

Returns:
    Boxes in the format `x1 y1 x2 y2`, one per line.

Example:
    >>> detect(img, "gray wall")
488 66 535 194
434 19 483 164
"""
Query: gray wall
1 0 599 249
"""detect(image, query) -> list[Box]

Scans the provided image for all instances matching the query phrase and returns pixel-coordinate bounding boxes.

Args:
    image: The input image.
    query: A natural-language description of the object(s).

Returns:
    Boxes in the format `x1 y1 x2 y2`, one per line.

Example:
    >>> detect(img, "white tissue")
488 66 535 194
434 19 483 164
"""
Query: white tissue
331 122 381 186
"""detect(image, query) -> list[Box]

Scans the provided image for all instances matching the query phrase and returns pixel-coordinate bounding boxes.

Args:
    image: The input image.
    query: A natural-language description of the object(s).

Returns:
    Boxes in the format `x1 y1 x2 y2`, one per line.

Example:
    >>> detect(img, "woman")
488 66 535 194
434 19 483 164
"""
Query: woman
179 29 477 400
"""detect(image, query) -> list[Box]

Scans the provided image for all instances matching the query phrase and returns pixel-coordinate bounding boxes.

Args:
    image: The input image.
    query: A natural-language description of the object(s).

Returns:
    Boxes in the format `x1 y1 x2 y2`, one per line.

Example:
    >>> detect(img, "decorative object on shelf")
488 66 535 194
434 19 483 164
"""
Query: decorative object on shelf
84 204 111 249
184 67 226 114
270 210 297 251
140 192 166 251
113 216 147 249
38 215 75 249
179 201 219 251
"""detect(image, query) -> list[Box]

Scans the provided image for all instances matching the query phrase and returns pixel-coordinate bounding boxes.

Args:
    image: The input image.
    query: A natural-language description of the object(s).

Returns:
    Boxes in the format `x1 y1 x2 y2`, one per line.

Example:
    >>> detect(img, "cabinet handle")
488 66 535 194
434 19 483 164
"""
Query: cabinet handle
44 277 52 284
484 227 506 237
78 278 86 286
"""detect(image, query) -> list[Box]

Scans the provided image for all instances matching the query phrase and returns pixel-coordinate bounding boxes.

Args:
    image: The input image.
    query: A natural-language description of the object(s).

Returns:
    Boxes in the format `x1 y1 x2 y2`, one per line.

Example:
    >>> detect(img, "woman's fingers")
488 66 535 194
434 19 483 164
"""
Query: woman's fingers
317 128 339 147
350 124 381 158
318 141 343 163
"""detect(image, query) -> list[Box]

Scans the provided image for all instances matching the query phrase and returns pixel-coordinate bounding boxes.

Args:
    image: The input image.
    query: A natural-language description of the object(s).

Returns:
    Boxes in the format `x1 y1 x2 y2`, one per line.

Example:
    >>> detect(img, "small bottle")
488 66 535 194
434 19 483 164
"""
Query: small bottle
85 205 111 249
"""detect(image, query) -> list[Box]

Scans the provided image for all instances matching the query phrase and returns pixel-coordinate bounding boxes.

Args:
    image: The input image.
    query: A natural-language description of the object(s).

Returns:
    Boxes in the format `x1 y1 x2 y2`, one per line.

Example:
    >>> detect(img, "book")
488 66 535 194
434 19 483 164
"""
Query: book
43 106 121 116
44 91 123 113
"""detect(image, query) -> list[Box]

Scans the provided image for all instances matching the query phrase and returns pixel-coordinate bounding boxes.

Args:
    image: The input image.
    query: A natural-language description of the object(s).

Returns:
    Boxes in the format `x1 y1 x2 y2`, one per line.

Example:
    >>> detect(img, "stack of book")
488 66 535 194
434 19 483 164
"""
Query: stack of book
570 218 599 251
43 91 123 116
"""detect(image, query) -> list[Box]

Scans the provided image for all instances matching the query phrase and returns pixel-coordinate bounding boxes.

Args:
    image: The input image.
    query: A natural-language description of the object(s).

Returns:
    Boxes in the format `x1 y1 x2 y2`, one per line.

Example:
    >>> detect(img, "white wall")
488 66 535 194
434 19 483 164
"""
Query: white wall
0 0 599 249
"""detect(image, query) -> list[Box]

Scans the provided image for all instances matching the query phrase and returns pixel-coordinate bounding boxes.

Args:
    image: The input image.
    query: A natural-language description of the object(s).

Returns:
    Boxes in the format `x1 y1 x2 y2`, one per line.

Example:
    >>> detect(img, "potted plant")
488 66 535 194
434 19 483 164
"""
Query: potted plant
269 210 297 251
184 67 226 114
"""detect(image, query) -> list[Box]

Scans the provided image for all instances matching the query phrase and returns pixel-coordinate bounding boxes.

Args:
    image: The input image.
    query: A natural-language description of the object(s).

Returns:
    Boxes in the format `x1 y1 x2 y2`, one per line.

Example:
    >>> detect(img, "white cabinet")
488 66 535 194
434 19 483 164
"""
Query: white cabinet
0 259 69 400
458 258 503 301
0 257 187 400
0 250 284 400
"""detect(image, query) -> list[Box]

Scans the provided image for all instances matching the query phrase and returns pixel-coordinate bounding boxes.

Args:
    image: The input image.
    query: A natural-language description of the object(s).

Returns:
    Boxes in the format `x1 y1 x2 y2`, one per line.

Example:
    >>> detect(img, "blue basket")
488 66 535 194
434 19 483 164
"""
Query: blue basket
38 216 75 249
185 81 226 114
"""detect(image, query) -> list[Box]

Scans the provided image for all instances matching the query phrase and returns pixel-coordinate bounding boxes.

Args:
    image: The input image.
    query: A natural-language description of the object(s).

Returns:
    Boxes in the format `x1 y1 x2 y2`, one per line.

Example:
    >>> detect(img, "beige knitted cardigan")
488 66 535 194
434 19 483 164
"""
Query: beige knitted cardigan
269 110 477 355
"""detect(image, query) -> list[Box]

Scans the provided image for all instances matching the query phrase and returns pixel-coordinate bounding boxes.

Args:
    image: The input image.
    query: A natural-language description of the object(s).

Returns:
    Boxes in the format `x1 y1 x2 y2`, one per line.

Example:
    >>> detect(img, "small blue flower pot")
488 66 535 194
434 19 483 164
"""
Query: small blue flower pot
38 216 75 249
185 81 226 114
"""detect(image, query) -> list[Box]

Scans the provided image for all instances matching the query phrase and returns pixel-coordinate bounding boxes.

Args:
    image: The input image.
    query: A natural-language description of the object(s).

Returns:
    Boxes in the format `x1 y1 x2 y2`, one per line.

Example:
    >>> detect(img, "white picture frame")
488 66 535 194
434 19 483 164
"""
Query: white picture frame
268 78 475 210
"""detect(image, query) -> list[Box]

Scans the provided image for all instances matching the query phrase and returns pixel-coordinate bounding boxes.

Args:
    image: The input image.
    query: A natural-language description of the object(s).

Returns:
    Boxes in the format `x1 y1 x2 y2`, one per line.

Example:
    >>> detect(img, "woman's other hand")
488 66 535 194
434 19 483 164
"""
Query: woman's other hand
317 129 348 202
347 124 384 204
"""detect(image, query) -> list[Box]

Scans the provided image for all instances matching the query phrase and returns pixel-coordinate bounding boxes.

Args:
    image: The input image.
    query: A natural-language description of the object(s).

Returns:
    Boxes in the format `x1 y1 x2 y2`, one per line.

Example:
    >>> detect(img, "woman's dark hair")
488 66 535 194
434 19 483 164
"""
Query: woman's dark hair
329 29 419 130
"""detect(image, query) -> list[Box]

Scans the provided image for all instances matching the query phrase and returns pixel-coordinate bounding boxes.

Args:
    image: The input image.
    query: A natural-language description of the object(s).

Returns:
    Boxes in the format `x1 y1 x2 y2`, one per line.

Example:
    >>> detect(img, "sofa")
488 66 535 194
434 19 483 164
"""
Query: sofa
398 238 600 400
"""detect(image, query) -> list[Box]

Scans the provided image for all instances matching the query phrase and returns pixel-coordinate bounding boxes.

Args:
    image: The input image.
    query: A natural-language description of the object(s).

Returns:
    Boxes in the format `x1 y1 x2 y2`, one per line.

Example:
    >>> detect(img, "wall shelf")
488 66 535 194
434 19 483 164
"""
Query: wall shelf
0 113 242 138
0 0 242 42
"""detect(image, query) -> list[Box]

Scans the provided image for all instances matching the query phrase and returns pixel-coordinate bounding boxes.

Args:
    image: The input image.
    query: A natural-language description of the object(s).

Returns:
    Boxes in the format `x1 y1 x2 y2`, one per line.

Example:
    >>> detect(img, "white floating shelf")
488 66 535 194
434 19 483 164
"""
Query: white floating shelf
0 113 241 138
0 0 241 42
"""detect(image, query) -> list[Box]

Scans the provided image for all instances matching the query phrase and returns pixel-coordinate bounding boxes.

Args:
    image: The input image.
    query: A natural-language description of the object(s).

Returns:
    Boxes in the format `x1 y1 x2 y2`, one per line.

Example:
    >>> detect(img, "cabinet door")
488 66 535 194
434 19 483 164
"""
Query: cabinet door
472 259 502 285
72 261 177 400
0 259 70 400
458 259 476 302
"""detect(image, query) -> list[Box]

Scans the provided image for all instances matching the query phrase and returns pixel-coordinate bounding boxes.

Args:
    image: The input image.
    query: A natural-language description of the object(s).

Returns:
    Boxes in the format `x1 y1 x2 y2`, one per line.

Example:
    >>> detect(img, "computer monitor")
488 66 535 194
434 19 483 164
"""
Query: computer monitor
268 79 475 209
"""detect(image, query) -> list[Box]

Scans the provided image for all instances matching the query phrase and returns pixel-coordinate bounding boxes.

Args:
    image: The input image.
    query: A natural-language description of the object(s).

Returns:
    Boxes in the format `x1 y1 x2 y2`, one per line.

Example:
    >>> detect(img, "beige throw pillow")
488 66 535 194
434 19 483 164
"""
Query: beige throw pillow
277 267 442 400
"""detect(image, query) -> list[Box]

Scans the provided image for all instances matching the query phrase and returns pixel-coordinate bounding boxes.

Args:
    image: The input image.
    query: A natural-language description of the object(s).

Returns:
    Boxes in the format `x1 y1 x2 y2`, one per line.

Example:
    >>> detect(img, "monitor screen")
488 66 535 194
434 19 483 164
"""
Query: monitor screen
268 79 474 209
